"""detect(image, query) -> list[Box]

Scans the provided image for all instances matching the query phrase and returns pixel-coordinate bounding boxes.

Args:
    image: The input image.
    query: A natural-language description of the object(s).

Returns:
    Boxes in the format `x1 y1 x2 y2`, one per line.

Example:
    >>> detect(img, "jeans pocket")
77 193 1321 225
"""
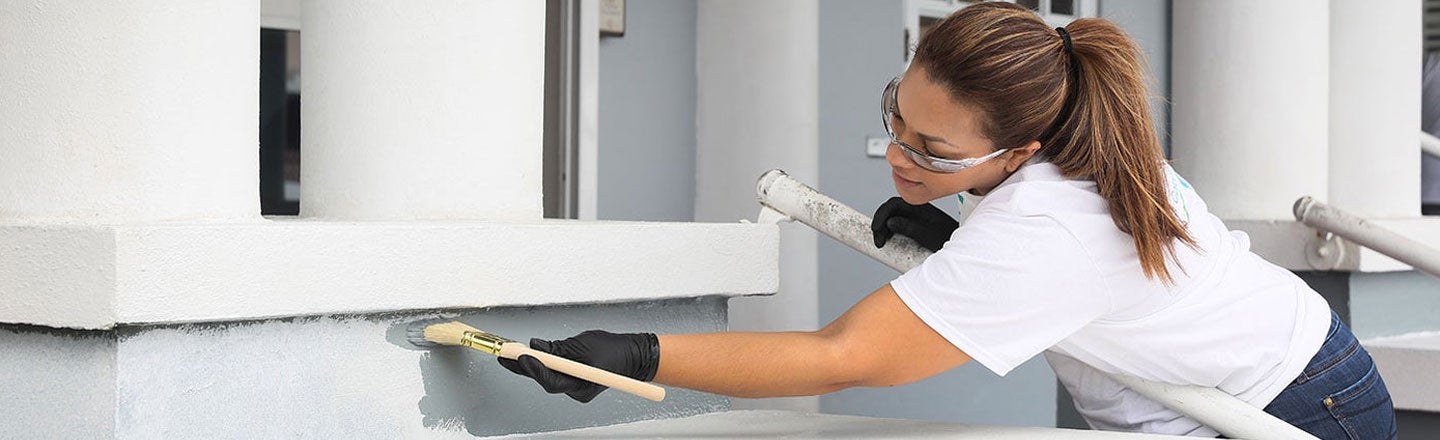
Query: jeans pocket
1323 363 1397 440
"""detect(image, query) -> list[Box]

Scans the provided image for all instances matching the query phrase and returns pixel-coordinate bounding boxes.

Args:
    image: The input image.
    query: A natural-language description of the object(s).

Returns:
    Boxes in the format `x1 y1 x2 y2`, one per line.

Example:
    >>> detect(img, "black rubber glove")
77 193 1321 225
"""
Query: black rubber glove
871 196 959 252
497 330 660 403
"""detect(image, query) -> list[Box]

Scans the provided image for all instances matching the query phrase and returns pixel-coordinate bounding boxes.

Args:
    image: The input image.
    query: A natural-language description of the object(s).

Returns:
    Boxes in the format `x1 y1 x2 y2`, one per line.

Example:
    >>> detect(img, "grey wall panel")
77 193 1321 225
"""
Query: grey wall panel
596 0 699 222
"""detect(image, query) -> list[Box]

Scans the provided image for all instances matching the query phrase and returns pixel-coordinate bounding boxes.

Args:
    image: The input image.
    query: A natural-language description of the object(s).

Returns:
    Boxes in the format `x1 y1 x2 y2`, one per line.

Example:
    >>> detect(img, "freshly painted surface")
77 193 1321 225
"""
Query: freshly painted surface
1 299 727 438
1171 0 1329 220
0 0 260 223
0 326 115 439
300 0 544 221
500 410 1190 439
1365 331 1440 412
0 220 777 329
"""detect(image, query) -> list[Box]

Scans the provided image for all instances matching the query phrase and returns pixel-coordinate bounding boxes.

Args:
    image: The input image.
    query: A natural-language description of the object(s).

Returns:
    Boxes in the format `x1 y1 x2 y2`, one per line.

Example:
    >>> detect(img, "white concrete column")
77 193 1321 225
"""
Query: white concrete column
0 0 261 224
696 0 819 412
1330 0 1422 218
1171 0 1329 220
300 0 545 221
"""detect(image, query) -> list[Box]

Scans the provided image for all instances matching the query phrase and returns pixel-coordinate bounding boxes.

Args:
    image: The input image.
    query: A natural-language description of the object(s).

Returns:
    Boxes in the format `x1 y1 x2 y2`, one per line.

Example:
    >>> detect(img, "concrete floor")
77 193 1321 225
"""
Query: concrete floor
501 410 1190 439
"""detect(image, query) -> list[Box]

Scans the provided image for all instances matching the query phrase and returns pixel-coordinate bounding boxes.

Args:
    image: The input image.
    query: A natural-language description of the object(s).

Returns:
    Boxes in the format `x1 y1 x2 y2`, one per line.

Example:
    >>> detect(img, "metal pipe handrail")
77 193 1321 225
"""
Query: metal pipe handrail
1422 131 1440 158
756 169 1317 440
1294 196 1440 278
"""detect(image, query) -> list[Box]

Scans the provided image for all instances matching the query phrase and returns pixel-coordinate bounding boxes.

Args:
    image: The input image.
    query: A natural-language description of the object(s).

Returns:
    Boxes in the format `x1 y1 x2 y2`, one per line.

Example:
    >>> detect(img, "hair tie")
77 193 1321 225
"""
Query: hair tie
1056 27 1074 55
1040 26 1081 149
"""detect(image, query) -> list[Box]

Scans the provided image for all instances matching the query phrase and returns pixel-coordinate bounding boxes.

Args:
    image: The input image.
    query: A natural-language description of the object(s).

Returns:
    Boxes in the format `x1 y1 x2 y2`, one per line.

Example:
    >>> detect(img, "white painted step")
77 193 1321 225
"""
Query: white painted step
501 410 1190 439
1366 332 1440 412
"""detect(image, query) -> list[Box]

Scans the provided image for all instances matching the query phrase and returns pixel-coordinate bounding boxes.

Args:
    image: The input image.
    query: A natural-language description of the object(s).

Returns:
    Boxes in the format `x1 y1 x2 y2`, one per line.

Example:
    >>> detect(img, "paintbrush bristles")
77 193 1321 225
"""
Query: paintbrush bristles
421 321 483 346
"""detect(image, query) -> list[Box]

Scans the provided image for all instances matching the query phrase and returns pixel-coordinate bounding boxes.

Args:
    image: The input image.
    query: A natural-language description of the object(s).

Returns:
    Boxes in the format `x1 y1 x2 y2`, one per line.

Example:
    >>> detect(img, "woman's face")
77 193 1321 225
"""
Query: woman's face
887 66 1032 204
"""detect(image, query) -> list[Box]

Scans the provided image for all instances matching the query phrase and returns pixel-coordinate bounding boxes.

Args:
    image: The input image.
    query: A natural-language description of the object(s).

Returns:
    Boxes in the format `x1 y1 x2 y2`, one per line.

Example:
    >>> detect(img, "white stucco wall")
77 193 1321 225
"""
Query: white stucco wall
1171 0 1329 221
1328 0 1421 218
0 0 261 224
300 0 545 221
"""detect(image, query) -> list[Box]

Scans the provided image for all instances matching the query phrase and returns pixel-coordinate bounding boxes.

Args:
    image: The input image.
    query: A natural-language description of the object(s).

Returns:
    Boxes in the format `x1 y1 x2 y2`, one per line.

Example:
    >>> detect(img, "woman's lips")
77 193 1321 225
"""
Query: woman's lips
892 171 922 188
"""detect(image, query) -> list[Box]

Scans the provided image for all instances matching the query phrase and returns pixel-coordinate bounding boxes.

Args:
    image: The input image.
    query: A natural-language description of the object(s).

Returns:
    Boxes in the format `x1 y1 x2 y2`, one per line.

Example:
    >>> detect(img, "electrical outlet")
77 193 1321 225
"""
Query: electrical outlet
866 137 889 158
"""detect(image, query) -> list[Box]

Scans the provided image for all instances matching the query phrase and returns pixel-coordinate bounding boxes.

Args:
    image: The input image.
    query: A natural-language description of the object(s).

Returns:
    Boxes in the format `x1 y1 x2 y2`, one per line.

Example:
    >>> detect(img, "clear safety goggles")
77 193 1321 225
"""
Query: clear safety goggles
881 76 1007 174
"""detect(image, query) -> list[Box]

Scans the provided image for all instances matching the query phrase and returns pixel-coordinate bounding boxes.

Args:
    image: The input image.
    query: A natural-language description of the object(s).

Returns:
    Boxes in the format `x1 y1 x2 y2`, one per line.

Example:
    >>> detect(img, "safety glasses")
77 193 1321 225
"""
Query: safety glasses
881 76 1007 174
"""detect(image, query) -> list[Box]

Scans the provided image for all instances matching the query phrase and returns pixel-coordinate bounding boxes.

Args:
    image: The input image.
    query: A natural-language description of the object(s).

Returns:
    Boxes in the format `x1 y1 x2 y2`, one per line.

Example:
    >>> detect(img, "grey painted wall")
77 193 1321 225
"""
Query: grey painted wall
815 0 1054 428
1350 271 1440 340
0 325 115 439
596 0 698 222
1099 0 1171 156
0 298 728 438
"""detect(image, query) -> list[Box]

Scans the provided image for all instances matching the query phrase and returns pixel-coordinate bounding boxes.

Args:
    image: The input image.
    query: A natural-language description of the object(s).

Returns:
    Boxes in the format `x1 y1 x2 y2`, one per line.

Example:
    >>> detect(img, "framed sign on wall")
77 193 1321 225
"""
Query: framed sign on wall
600 0 624 37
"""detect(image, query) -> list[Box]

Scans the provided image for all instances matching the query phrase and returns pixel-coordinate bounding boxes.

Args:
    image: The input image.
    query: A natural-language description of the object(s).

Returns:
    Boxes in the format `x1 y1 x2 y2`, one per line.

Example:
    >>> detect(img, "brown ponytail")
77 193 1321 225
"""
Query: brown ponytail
914 2 1195 283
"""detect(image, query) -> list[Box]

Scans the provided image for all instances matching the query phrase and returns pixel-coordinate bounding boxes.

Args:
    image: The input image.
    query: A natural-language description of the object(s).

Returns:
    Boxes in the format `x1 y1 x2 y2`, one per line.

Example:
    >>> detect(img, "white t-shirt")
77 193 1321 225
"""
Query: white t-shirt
890 159 1331 436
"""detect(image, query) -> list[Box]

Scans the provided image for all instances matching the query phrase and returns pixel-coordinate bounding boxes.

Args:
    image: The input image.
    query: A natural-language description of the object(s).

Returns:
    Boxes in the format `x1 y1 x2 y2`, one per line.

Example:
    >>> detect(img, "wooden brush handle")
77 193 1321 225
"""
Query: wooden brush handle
499 343 666 402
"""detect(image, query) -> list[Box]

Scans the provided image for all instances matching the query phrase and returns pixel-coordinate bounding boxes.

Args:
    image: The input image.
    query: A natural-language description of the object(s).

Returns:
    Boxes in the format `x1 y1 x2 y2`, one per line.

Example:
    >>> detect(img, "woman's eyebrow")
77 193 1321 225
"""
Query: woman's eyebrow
894 94 955 147
916 131 953 146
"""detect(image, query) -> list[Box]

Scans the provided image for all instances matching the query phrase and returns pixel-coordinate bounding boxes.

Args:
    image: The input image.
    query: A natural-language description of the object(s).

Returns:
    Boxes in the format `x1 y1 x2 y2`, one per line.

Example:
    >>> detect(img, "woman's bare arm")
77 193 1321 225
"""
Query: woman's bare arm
653 284 971 397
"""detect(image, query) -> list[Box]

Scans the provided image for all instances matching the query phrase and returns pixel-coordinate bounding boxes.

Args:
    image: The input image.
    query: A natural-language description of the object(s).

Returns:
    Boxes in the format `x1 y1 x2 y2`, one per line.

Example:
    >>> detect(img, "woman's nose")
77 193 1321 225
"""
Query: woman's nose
885 142 912 169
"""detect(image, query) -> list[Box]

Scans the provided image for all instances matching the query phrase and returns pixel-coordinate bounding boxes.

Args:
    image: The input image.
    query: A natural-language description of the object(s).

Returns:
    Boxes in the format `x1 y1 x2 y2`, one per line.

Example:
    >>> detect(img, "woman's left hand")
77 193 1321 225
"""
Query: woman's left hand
871 196 959 252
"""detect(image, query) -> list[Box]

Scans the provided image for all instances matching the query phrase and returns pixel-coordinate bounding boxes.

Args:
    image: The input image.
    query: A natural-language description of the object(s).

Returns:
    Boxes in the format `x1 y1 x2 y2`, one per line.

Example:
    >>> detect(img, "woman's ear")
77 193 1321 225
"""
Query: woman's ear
1003 141 1043 172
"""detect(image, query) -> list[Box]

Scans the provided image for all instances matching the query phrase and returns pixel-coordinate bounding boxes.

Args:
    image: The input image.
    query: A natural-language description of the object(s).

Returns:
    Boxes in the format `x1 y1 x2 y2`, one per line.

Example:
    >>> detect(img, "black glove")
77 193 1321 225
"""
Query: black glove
498 330 660 403
871 196 959 252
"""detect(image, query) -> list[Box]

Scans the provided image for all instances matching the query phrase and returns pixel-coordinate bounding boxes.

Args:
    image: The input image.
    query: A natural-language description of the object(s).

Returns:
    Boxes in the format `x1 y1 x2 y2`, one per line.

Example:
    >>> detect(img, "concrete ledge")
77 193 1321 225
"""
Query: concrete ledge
1228 217 1440 273
502 410 1189 439
0 219 778 329
1365 332 1440 412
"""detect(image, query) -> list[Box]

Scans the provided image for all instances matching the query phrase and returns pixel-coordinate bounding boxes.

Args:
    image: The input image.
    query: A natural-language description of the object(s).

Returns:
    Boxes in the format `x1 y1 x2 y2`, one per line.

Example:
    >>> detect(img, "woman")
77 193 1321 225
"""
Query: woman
501 3 1397 438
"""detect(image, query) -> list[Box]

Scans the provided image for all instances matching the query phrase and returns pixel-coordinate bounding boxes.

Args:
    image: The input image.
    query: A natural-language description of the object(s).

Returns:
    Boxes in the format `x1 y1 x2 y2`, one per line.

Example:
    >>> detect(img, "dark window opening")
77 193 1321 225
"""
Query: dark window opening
259 28 301 216
1051 0 1075 16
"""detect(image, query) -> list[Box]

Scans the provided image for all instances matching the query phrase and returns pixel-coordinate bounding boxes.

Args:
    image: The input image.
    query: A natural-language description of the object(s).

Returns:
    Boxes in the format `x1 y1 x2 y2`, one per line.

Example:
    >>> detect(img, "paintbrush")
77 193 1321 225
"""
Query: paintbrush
406 320 666 402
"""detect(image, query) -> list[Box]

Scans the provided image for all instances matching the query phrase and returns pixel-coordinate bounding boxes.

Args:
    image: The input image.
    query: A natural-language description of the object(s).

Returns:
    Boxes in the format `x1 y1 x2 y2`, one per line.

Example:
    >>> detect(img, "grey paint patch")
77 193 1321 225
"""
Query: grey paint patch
2 298 728 438
401 297 730 436
0 325 116 439
1350 271 1440 339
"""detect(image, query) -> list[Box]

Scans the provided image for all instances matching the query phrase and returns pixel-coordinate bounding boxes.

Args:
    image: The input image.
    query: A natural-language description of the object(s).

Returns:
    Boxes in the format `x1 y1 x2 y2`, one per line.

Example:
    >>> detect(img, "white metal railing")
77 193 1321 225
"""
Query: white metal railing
1294 196 1440 278
1423 130 1440 157
755 169 1317 440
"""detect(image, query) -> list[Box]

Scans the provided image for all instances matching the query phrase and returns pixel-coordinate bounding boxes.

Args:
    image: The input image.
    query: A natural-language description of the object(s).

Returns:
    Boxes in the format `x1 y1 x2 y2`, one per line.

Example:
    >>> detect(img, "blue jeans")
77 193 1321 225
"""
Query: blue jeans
1262 311 1397 440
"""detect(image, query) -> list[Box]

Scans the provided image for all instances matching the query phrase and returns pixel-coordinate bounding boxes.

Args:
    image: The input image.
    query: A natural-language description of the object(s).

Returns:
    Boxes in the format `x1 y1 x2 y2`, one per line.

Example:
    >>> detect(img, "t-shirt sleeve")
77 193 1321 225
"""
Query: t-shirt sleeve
890 210 1110 376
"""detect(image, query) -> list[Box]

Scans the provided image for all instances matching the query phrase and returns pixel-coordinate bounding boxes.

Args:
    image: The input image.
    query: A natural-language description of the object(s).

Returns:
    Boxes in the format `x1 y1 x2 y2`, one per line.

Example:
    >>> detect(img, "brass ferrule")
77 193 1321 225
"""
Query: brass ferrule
460 330 515 356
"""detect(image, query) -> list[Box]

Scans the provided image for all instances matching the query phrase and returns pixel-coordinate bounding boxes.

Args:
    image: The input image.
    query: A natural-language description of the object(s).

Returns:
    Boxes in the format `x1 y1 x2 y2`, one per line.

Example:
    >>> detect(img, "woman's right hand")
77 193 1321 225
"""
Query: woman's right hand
871 196 959 252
